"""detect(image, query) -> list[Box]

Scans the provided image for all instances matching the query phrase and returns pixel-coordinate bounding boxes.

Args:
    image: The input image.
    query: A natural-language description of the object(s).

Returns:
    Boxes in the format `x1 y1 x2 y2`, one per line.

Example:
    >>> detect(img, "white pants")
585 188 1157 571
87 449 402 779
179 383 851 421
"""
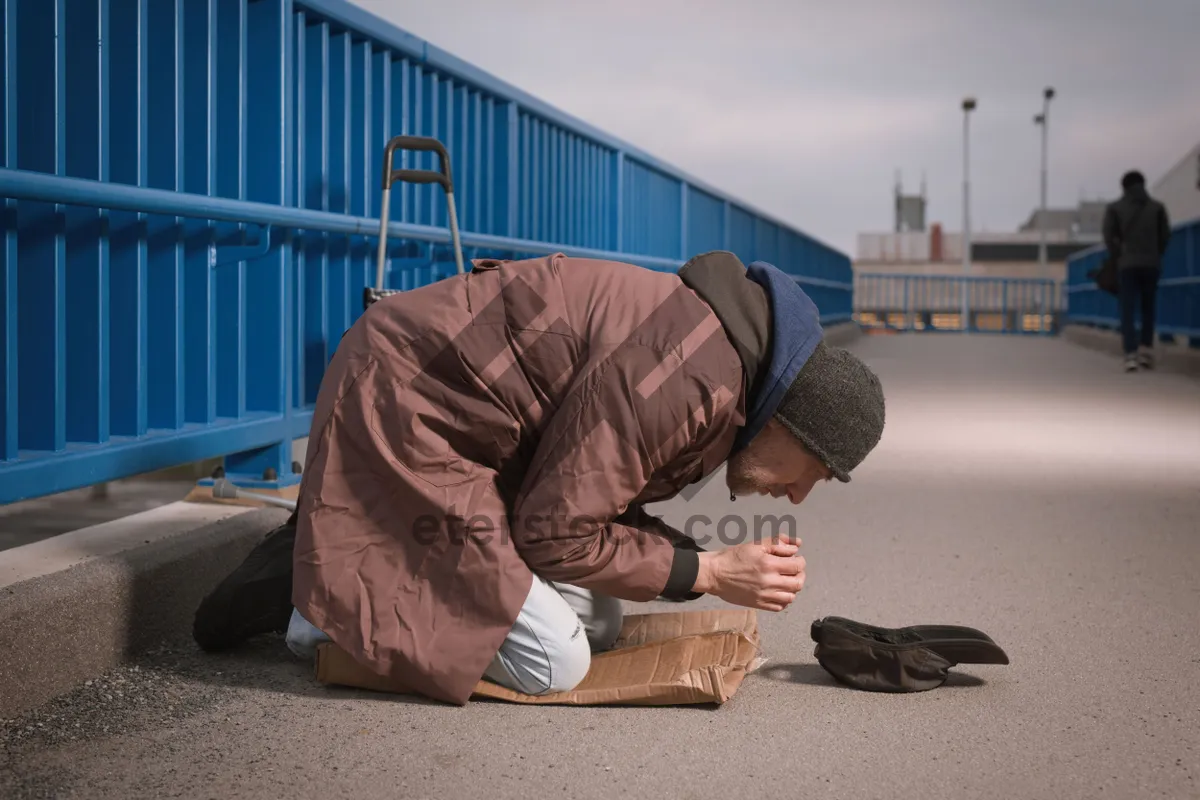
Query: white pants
286 576 623 696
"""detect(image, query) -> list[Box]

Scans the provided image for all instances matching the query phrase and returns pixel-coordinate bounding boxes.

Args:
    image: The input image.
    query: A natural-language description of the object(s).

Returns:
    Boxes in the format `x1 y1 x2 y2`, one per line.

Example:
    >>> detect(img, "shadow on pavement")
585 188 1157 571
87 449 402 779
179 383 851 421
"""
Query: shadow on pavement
758 662 987 689
133 633 445 708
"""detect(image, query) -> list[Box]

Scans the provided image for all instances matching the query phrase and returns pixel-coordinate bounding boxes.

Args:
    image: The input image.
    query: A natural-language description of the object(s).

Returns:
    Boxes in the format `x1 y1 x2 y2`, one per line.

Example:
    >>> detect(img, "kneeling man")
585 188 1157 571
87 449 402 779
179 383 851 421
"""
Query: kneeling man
194 250 885 705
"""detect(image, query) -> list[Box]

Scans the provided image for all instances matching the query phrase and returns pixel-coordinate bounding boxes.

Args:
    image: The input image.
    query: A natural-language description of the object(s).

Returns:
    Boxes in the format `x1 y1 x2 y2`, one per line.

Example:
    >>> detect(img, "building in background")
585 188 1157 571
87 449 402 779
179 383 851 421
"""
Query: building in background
1151 139 1200 226
854 198 1101 283
855 138 1198 284
1017 201 1107 239
853 181 1103 334
851 140 1197 335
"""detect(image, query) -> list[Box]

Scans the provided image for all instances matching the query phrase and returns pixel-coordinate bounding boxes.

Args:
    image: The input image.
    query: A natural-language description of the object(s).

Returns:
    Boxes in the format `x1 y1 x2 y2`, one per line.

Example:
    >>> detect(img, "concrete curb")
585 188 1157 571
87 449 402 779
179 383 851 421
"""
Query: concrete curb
1063 324 1200 378
0 503 289 719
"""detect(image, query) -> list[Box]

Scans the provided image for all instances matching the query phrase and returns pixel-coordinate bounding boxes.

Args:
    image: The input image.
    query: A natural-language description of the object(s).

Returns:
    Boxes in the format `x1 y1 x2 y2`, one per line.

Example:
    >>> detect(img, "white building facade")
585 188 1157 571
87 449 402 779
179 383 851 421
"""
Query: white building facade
1152 140 1200 226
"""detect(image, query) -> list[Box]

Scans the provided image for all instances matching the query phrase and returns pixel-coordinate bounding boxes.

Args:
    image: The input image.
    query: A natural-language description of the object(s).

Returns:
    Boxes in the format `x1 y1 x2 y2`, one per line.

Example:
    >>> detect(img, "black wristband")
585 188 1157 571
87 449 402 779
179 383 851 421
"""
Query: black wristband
661 547 700 600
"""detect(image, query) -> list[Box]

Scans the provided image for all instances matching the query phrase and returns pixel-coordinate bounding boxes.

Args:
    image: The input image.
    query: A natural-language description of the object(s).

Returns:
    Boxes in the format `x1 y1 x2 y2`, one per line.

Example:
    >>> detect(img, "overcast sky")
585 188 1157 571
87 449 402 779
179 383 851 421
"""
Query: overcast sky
353 0 1199 255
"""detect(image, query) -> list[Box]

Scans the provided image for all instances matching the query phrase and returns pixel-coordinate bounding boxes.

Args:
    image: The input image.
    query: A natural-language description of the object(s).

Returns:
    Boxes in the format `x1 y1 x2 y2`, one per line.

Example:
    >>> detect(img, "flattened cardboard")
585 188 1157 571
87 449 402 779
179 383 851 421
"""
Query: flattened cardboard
314 608 762 706
615 608 758 648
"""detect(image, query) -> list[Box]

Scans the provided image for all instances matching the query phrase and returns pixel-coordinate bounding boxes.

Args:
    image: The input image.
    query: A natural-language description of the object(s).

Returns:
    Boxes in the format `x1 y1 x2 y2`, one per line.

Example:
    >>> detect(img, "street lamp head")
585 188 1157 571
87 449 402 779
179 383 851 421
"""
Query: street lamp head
1044 86 1056 101
962 97 977 112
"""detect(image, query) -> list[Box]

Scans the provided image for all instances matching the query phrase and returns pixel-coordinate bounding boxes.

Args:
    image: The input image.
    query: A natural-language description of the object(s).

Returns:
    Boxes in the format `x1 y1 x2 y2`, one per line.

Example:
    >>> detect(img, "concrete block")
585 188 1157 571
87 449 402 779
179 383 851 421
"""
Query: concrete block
0 503 289 719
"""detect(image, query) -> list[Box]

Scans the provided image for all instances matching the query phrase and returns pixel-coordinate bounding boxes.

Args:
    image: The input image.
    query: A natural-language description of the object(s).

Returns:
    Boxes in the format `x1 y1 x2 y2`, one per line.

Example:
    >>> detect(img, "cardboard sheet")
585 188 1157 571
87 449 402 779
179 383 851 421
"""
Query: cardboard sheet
314 608 763 706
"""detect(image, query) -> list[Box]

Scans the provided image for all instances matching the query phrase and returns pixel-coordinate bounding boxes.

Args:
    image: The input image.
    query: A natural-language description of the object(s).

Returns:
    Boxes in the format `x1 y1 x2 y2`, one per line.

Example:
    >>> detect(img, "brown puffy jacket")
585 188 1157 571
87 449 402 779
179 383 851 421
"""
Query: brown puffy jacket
292 252 755 704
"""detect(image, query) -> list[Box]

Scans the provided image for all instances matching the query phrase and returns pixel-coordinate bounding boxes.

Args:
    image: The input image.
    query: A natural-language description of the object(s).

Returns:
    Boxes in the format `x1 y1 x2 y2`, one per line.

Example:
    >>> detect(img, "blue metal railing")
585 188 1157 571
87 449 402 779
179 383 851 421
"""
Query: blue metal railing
0 0 853 505
1065 218 1199 342
853 274 1061 335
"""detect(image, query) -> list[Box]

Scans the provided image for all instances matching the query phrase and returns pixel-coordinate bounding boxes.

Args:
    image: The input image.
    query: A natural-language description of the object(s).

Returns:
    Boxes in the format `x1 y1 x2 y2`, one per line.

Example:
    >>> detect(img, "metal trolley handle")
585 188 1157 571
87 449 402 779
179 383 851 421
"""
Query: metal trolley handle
368 135 466 309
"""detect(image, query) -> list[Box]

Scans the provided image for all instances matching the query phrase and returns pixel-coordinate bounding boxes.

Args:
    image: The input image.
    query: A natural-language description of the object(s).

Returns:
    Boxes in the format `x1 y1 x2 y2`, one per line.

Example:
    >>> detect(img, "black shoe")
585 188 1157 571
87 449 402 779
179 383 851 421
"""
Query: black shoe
192 520 297 651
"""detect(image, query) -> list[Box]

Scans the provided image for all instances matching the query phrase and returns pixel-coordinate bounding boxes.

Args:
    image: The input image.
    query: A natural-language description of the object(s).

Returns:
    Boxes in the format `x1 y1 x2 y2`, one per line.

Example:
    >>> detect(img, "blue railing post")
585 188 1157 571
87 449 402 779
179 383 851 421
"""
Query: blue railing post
679 180 688 260
1002 280 1009 333
504 102 518 238
1042 280 1052 336
220 0 297 489
1189 225 1199 348
2 0 19 463
722 201 731 251
613 150 624 253
64 0 110 448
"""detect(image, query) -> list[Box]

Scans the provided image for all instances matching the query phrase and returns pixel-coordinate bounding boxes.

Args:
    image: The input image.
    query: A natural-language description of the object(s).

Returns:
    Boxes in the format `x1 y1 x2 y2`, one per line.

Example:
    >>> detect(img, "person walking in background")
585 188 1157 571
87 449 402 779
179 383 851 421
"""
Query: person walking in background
1103 170 1172 372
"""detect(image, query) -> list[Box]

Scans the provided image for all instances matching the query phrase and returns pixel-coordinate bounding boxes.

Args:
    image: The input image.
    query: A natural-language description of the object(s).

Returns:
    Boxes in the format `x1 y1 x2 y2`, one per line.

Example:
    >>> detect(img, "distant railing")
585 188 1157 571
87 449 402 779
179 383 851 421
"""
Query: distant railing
0 0 852 504
853 274 1060 335
1065 218 1199 343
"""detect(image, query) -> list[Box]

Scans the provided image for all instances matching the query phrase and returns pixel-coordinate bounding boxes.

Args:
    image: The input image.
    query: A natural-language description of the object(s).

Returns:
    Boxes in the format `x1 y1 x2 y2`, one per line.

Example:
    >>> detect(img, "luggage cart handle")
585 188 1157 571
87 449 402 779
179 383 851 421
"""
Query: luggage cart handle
388 169 450 190
373 135 465 299
381 135 454 192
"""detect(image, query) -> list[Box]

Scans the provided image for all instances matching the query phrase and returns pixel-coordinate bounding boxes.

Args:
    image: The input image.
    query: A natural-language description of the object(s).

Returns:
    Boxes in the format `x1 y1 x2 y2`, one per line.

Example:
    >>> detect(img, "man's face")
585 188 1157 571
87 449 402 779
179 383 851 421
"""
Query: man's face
725 419 833 504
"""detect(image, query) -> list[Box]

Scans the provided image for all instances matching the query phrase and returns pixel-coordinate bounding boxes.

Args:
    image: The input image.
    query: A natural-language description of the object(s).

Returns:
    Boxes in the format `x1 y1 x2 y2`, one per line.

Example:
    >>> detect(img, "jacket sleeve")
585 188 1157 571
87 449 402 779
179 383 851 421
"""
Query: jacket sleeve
615 504 708 555
508 343 738 602
616 504 708 602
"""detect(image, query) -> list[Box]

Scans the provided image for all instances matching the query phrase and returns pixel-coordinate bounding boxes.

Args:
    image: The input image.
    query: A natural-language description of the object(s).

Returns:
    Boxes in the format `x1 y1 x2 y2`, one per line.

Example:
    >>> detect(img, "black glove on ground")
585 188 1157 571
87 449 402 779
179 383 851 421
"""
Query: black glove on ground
810 616 1009 692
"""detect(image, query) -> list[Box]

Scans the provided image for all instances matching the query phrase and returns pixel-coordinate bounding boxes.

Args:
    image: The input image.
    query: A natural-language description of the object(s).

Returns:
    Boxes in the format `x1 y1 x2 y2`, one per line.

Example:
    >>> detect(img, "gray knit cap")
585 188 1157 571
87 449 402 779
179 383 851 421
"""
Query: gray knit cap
773 341 885 482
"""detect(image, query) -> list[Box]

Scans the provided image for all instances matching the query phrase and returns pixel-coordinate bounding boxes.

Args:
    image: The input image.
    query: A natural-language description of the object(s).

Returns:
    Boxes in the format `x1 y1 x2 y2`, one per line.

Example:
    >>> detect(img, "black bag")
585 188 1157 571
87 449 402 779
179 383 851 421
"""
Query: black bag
1090 256 1119 296
810 616 1009 692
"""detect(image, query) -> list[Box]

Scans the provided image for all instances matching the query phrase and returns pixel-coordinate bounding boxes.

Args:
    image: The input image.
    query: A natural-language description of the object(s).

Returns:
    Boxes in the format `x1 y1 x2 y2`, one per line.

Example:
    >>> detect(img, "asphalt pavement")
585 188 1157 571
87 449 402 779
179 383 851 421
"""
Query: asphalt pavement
3 334 1199 800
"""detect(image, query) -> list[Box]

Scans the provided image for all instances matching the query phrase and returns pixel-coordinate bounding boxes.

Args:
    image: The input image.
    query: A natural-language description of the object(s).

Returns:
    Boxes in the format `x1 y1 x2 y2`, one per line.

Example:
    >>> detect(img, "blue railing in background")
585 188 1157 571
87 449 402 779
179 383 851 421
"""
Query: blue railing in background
853 274 1060 335
1065 218 1199 343
0 0 853 505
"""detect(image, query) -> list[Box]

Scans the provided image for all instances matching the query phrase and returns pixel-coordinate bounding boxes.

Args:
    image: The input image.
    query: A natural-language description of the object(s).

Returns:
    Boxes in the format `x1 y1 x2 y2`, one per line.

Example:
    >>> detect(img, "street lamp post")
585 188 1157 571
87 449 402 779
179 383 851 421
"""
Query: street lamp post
1034 86 1055 330
962 97 976 333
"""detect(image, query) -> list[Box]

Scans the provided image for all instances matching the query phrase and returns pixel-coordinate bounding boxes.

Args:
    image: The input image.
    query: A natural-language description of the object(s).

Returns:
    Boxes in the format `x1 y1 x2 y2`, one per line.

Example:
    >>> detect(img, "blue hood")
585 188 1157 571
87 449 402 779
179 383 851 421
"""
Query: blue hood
731 261 824 452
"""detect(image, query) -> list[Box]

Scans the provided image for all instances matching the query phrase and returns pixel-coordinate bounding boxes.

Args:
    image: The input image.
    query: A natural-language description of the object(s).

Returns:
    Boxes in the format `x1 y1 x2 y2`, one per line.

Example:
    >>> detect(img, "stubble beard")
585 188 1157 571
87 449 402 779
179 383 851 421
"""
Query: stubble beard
725 449 770 497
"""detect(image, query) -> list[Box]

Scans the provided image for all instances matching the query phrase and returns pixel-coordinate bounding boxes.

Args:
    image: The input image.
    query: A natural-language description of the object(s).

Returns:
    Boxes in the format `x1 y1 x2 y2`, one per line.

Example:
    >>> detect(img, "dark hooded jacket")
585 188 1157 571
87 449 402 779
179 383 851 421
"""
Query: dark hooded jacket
678 252 823 453
1103 183 1171 269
